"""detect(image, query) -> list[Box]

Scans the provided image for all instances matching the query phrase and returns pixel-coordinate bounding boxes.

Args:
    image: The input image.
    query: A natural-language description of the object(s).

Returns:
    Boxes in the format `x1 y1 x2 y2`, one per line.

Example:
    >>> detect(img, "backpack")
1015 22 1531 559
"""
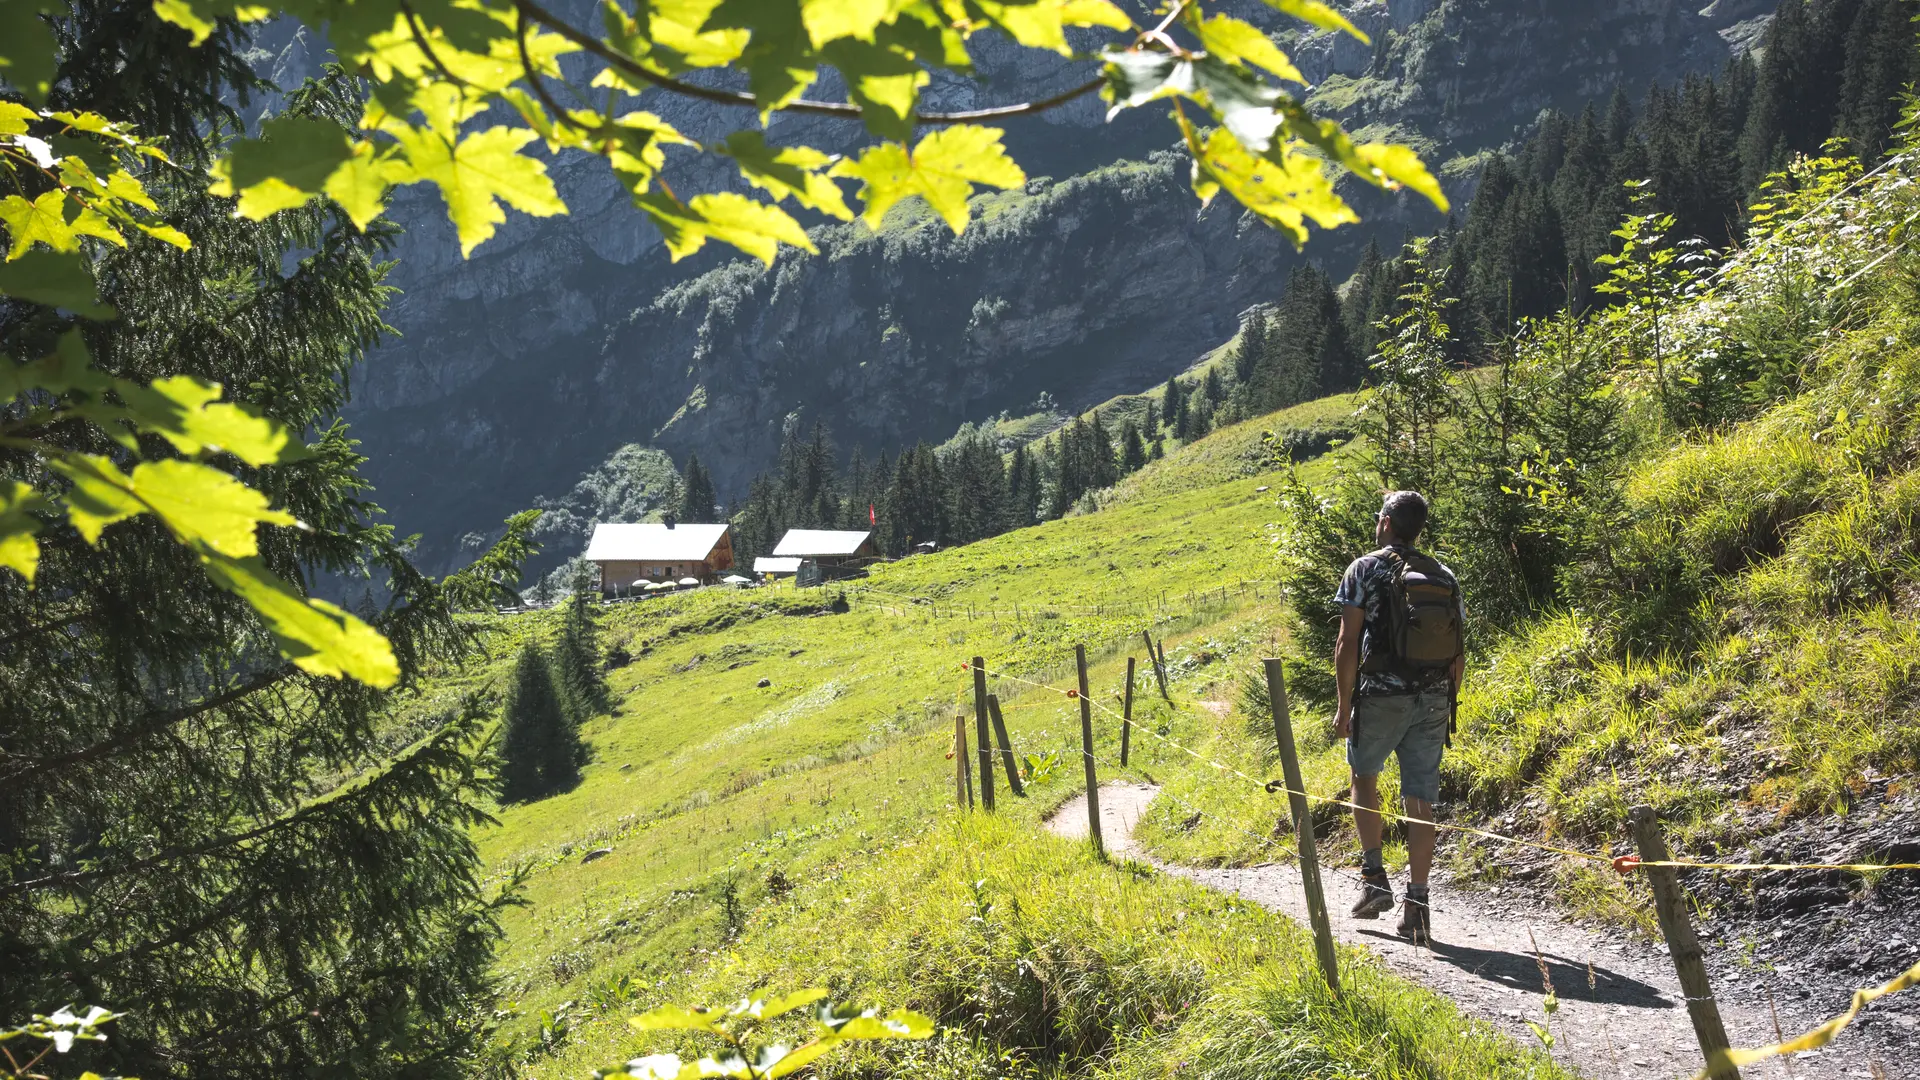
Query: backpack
1359 546 1464 677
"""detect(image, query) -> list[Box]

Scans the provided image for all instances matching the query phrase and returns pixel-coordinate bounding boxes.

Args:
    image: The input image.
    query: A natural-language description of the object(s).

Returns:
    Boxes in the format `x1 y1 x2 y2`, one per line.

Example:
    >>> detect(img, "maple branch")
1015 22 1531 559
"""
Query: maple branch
509 0 1107 125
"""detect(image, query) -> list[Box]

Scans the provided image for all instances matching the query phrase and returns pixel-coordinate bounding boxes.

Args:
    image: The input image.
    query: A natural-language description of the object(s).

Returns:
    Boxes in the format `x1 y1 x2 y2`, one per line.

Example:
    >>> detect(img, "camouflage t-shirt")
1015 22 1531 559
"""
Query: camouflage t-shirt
1333 546 1462 697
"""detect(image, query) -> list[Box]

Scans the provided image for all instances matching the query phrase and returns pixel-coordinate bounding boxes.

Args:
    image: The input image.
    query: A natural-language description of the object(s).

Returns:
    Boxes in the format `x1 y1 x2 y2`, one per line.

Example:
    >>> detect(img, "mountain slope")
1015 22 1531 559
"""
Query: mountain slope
306 0 1763 571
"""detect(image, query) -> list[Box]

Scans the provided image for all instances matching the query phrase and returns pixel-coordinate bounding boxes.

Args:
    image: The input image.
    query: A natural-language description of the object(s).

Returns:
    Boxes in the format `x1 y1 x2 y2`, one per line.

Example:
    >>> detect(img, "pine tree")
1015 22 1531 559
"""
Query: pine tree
679 453 718 521
500 643 579 801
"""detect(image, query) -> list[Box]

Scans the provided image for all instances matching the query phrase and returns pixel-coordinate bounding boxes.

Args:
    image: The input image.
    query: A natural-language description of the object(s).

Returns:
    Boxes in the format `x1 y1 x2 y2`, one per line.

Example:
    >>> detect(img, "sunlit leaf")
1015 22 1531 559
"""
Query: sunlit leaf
637 189 815 264
129 457 297 558
800 0 892 46
1190 55 1286 152
1352 141 1450 211
48 453 145 543
1180 117 1355 248
744 988 830 1020
202 554 400 685
1100 49 1191 115
833 1010 934 1039
717 132 852 219
68 207 126 248
1 189 78 258
1261 0 1367 43
629 1004 722 1032
651 0 751 69
149 0 271 46
119 375 311 466
765 1038 838 1079
1195 14 1303 84
818 37 928 140
386 109 565 256
0 100 36 135
134 220 193 249
831 124 1023 233
0 479 50 584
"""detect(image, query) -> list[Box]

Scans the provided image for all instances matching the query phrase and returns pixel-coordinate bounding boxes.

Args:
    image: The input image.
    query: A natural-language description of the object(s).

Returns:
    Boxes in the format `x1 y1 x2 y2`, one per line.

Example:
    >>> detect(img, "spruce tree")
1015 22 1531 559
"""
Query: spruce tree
1 43 517 1080
551 564 609 722
500 643 579 801
1120 420 1148 473
679 454 718 521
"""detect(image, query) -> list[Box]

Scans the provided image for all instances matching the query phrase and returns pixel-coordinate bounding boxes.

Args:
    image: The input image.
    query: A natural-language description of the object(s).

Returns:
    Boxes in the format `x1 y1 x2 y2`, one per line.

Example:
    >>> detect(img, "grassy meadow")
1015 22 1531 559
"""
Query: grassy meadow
454 398 1484 1078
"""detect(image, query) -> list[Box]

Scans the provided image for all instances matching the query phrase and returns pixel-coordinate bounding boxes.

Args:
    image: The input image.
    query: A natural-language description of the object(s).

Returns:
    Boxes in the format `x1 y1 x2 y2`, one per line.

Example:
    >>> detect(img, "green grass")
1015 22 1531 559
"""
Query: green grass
449 394 1579 1078
561 817 1570 1080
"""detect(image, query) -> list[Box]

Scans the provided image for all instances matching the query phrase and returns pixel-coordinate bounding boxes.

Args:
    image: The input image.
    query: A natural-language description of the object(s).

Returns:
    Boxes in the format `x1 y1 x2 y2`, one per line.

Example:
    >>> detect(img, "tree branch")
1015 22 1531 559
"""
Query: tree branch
510 0 1107 125
0 663 301 781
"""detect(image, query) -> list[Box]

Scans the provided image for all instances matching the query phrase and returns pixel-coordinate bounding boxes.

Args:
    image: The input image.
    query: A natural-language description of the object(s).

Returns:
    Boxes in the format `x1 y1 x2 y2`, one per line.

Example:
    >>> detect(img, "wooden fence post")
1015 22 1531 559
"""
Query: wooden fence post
972 655 995 812
1142 630 1170 701
1120 656 1136 767
1630 806 1741 1079
987 695 1024 797
953 715 971 810
1266 658 1339 995
1075 644 1103 858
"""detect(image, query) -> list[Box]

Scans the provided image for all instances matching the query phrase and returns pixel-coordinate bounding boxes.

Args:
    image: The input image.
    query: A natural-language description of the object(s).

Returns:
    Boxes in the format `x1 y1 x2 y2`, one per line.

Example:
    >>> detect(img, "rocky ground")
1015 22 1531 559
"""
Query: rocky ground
1045 784 1914 1080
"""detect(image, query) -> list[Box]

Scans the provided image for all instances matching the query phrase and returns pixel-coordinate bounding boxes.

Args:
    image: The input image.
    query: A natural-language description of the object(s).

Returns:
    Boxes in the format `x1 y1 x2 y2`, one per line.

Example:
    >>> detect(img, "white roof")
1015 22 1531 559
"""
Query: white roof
754 557 802 574
772 529 873 557
584 522 730 562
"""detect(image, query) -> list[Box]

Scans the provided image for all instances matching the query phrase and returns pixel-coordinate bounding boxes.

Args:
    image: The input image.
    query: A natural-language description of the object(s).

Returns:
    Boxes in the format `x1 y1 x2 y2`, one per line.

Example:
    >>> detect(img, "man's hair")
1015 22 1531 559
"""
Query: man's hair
1380 490 1429 544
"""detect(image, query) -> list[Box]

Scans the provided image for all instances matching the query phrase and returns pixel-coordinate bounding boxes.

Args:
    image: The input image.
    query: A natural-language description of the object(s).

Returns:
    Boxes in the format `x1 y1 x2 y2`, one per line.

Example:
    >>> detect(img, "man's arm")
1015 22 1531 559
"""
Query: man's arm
1334 605 1364 738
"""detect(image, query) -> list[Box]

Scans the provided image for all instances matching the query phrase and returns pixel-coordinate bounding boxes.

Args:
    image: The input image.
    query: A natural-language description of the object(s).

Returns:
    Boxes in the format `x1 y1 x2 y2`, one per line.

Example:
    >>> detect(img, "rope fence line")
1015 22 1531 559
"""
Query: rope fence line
965 661 1920 877
955 649 1920 1076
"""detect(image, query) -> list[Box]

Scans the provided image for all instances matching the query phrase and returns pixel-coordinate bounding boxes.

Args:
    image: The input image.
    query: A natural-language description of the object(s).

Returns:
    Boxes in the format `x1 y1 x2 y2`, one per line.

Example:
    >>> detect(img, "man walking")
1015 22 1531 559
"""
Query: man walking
1332 490 1465 944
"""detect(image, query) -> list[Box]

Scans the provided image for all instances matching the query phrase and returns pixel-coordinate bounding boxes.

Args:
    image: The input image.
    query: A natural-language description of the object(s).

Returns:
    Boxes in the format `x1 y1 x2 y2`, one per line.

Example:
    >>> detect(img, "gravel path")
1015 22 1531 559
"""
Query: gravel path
1045 784 1897 1080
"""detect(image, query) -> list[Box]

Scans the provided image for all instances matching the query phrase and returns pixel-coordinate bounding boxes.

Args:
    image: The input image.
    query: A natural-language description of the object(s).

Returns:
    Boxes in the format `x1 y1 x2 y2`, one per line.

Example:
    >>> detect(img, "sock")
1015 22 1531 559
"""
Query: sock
1362 848 1385 875
1406 883 1429 902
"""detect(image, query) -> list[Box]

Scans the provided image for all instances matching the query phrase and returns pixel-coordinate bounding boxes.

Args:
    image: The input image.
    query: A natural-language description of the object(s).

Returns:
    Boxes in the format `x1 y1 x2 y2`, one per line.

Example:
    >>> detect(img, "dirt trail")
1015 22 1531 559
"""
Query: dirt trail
1046 784 1892 1080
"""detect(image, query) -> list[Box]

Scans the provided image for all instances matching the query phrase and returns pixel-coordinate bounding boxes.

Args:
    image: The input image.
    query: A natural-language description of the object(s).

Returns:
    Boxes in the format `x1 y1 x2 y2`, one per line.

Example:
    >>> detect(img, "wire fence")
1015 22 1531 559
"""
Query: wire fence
952 650 1920 1080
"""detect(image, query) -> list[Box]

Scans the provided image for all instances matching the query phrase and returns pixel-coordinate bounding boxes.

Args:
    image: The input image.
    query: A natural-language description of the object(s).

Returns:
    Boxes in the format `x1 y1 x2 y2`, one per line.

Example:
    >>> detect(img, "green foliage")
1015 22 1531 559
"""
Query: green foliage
596 992 931 1079
2 43 535 1080
502 641 584 801
88 0 1446 267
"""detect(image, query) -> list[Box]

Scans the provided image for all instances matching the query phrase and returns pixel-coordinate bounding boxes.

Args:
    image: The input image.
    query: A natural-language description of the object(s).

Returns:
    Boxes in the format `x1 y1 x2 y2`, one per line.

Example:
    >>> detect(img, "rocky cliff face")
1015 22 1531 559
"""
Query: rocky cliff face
307 0 1764 571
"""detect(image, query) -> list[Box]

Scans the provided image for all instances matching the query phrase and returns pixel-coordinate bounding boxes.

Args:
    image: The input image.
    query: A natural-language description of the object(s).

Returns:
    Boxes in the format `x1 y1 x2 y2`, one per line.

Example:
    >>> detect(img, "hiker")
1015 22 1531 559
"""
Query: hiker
1332 490 1465 945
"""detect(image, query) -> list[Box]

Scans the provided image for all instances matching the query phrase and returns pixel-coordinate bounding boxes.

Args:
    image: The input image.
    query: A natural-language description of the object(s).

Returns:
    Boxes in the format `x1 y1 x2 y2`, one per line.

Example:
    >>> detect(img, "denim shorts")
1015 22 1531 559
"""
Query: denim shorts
1347 691 1451 803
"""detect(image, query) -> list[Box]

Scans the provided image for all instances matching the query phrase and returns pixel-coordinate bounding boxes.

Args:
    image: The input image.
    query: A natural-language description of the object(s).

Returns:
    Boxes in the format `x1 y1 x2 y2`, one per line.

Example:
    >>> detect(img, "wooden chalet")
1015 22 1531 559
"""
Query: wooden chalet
771 529 878 584
583 520 734 591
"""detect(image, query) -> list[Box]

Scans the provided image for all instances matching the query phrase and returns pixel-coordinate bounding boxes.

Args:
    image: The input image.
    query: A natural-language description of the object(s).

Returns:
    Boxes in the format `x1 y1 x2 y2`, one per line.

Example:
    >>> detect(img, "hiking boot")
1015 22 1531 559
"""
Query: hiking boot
1396 895 1432 945
1350 871 1393 918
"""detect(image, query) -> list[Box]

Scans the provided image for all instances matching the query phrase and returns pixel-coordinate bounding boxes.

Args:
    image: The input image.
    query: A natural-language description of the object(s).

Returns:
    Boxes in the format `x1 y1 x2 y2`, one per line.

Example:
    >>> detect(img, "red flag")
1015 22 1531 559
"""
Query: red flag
869 503 876 525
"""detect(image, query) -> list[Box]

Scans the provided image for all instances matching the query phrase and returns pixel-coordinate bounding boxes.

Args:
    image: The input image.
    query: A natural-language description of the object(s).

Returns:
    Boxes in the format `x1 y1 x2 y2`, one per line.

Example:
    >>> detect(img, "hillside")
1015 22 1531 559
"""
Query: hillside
322 0 1763 574
462 138 1920 1080
455 418 1568 1078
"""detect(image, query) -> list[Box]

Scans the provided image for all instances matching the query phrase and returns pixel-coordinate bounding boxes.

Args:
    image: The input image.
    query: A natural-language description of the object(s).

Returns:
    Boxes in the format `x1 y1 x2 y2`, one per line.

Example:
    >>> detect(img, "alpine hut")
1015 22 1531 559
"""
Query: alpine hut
583 519 734 593
771 529 878 584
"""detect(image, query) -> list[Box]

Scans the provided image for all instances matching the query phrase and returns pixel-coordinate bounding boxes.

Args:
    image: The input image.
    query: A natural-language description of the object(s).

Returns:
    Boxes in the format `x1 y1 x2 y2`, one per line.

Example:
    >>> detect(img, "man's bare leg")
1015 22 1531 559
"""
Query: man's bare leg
1404 795 1435 887
1352 772 1384 851
1349 772 1394 917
